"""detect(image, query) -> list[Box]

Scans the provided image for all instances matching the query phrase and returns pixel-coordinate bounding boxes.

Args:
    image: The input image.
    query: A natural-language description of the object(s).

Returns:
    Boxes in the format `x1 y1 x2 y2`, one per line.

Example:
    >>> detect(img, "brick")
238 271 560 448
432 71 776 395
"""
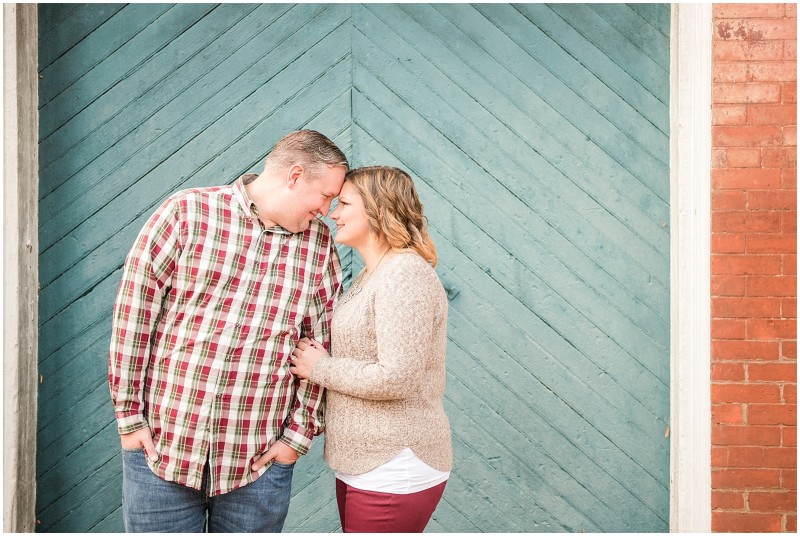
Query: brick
714 125 784 146
712 511 782 532
717 295 785 318
714 4 786 18
714 40 787 62
713 424 782 446
783 82 797 103
713 319 747 339
712 467 781 488
711 254 788 274
713 104 749 125
712 362 747 381
781 210 797 233
787 3 797 17
712 383 781 403
712 190 748 211
747 234 797 253
713 234 747 254
713 445 729 466
783 125 796 146
714 147 763 168
712 274 747 295
749 404 797 425
782 340 797 358
726 446 797 468
712 339 780 359
784 254 796 273
749 190 797 211
749 362 798 382
714 83 782 104
712 297 782 318
786 39 797 61
713 148 727 168
781 167 796 188
748 318 796 338
712 254 783 275
787 515 797 533
785 384 797 403
783 427 797 447
713 168 782 189
749 491 797 511
713 194 749 219
782 297 796 318
712 490 745 509
762 147 797 168
747 275 797 297
714 403 745 424
715 19 797 41
747 104 797 125
713 212 782 233
748 61 798 82
714 62 750 83
748 190 797 210
785 468 798 490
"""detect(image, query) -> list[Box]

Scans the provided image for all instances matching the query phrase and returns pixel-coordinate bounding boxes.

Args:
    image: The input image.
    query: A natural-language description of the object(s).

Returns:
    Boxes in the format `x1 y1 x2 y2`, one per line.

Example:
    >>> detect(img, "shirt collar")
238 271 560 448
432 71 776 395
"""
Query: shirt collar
233 174 293 235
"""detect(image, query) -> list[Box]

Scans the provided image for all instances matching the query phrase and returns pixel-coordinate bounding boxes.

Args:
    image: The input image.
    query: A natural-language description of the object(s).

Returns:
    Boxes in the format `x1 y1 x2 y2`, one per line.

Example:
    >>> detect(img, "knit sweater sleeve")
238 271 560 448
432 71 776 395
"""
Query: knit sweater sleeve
309 257 439 401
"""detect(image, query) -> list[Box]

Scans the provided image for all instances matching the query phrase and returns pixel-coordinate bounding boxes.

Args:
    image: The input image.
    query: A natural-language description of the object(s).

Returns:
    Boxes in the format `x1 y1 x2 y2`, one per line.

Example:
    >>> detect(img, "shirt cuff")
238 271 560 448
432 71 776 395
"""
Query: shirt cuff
116 411 149 435
279 425 313 456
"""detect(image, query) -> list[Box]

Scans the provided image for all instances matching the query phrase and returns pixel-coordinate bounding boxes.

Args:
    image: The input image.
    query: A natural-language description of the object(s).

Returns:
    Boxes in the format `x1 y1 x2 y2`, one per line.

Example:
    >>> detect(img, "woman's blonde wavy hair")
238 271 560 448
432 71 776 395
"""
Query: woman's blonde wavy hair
345 166 437 267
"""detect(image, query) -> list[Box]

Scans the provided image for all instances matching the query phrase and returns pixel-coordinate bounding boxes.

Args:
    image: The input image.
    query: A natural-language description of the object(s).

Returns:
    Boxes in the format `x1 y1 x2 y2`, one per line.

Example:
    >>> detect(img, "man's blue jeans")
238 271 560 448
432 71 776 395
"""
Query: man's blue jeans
121 448 294 532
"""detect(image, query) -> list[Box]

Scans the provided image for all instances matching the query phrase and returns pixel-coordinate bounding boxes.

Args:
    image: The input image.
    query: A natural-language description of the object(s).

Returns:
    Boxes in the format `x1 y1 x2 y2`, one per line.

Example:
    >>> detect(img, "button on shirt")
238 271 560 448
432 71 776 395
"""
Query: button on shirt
109 175 342 496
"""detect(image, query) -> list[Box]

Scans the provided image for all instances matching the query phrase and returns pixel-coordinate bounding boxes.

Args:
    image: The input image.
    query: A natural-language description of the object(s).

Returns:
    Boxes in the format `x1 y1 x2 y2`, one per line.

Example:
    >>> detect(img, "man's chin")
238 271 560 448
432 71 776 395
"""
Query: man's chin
292 220 312 233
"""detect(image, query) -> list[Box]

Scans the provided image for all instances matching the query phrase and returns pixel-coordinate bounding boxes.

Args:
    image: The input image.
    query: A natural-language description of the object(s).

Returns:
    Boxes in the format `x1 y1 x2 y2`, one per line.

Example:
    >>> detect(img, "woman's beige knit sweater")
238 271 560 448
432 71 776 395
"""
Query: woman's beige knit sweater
309 251 453 475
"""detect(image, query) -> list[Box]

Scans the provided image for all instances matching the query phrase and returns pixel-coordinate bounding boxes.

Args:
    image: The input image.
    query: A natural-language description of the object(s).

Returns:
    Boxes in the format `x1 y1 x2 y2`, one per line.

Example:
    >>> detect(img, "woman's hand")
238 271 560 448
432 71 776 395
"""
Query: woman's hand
289 337 329 379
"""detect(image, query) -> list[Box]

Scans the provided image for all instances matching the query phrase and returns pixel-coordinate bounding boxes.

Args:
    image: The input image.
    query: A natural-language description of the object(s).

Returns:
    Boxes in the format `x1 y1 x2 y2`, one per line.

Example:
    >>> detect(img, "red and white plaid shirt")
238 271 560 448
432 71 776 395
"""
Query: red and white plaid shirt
109 175 342 496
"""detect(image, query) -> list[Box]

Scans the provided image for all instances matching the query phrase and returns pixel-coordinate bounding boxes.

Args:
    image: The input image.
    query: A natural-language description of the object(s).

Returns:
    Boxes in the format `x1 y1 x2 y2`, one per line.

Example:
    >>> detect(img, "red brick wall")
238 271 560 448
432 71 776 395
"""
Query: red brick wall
711 3 797 532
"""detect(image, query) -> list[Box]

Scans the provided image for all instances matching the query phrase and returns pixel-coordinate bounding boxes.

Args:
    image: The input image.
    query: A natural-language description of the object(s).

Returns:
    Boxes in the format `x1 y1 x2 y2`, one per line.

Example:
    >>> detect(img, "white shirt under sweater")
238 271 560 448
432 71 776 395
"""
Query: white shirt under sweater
335 448 450 494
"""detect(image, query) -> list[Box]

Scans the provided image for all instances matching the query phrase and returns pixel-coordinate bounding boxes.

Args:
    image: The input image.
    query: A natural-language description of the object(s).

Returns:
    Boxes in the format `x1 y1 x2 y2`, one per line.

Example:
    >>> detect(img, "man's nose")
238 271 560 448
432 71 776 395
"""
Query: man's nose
321 199 333 216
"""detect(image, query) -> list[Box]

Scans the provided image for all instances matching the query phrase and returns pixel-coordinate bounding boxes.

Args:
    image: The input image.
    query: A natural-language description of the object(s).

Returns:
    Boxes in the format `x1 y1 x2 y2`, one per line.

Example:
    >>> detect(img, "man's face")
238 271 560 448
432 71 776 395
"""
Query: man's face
281 164 346 233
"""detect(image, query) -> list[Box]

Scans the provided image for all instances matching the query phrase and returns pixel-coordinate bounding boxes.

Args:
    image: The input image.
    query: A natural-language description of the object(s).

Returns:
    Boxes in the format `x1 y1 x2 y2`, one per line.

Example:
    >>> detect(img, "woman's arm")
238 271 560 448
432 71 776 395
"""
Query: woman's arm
296 259 442 401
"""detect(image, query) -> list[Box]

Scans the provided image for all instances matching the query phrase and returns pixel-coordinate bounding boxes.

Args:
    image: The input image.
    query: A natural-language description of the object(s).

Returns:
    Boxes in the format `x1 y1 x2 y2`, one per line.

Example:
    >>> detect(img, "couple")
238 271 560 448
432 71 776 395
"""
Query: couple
108 130 452 533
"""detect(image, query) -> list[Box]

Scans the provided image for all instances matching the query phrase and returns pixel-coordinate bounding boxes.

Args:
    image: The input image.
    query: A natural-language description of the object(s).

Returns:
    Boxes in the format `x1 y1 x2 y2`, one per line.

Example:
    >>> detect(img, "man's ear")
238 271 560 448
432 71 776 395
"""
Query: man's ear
286 164 304 188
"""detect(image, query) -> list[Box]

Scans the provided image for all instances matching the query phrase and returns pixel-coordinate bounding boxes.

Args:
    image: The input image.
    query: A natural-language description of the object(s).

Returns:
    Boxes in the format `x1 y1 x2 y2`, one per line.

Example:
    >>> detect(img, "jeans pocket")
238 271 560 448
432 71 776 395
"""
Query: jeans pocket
121 446 143 453
270 460 296 469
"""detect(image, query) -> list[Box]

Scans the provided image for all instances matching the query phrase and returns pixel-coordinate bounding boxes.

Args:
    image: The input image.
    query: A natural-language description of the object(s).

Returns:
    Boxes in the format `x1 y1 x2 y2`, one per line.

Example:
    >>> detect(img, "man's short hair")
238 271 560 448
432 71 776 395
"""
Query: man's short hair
266 130 349 175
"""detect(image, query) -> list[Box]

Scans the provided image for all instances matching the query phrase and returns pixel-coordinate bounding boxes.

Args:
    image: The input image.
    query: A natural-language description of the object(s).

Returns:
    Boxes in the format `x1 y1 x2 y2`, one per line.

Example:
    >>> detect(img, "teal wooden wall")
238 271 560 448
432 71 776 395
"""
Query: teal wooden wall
37 4 670 532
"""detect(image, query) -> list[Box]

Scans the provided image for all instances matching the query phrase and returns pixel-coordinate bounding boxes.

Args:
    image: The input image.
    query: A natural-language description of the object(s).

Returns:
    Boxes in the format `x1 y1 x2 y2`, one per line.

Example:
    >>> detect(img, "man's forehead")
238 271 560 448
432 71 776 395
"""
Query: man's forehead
318 166 346 191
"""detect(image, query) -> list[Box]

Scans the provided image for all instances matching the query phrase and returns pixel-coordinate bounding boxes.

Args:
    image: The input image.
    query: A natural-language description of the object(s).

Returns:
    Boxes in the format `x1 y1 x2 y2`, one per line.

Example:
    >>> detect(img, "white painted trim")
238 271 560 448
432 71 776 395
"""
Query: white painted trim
669 3 713 533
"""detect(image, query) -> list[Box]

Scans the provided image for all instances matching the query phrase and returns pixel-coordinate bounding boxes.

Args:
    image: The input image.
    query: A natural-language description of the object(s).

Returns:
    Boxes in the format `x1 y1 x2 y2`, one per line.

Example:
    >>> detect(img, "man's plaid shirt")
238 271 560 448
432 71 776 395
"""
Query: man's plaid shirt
109 175 342 496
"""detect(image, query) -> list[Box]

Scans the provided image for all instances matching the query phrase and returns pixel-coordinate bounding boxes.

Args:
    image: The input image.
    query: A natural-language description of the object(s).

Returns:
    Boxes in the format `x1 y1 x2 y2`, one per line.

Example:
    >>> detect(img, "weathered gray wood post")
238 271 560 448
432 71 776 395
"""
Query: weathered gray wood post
3 3 39 532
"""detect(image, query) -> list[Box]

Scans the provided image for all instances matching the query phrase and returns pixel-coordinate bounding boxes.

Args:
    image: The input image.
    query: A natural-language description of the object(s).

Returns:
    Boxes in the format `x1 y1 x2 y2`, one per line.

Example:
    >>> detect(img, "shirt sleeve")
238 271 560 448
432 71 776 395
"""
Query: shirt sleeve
309 259 441 401
279 239 343 455
108 196 182 435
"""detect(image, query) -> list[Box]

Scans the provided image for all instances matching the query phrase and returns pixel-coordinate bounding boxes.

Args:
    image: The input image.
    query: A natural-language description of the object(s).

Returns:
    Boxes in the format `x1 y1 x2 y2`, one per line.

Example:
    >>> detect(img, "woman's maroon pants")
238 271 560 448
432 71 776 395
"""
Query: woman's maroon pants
335 478 447 533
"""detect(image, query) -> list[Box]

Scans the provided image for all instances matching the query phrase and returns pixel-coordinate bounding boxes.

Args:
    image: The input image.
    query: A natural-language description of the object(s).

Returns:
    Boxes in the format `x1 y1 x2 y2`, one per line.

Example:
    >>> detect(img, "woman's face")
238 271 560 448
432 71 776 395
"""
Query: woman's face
330 181 371 248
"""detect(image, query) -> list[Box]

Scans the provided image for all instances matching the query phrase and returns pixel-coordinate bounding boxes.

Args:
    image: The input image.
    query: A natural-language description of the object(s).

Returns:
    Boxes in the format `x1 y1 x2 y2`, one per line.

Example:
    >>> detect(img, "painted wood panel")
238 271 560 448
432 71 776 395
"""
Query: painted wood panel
37 4 669 532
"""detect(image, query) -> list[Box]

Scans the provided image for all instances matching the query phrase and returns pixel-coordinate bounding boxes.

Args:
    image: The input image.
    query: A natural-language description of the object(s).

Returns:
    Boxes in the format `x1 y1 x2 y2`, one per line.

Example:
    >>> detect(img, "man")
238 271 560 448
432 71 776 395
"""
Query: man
109 130 347 532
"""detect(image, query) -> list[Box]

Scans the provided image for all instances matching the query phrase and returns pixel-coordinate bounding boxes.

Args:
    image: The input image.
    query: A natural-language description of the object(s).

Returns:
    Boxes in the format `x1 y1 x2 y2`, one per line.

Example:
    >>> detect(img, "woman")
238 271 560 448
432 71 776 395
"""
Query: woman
289 166 452 533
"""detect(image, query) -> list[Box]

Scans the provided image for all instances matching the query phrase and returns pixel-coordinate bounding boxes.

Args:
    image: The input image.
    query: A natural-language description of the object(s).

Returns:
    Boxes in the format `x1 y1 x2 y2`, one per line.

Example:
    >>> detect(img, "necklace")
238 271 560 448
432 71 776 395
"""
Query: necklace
338 249 390 306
